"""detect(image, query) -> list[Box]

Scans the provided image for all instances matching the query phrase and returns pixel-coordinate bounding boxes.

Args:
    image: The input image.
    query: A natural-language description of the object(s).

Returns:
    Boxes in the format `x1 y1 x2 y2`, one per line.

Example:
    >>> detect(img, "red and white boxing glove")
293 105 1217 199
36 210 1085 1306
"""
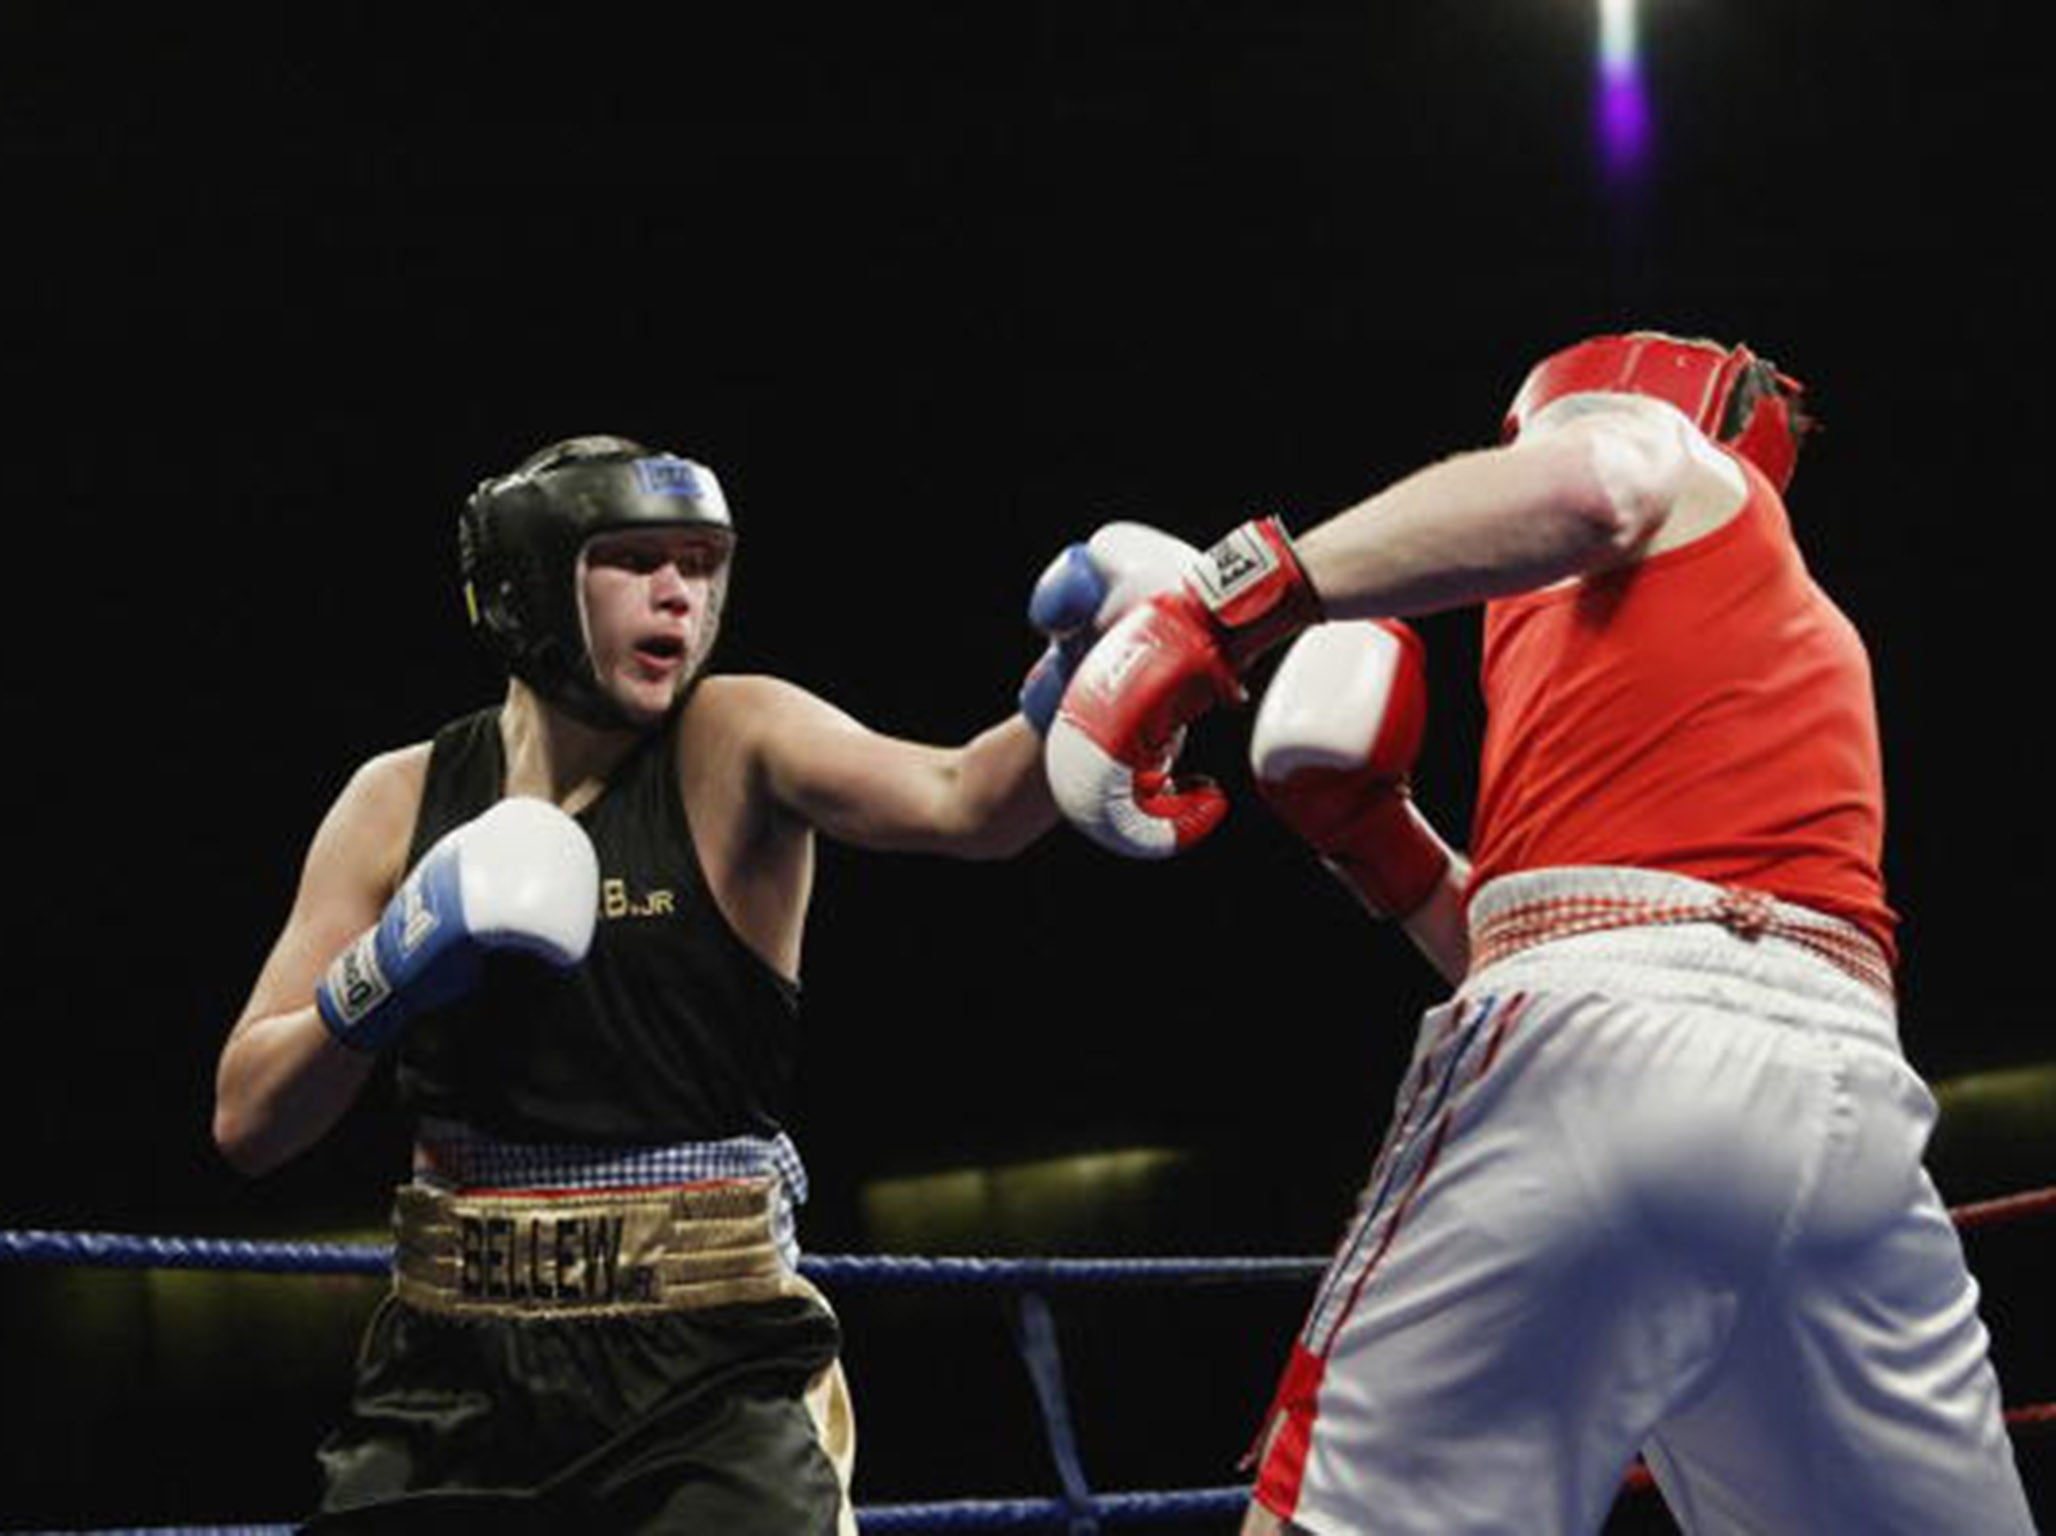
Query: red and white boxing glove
1046 517 1323 857
1019 522 1203 736
1250 621 1453 919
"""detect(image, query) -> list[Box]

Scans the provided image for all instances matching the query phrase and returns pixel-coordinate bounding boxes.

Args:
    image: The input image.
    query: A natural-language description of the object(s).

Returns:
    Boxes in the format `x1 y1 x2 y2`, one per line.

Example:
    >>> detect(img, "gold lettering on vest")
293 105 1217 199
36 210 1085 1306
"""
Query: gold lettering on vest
603 879 677 920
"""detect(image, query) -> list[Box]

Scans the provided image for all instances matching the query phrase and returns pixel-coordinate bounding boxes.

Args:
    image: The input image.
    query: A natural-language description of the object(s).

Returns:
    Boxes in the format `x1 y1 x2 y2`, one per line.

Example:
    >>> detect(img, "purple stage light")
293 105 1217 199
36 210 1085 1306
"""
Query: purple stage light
1599 64 1651 179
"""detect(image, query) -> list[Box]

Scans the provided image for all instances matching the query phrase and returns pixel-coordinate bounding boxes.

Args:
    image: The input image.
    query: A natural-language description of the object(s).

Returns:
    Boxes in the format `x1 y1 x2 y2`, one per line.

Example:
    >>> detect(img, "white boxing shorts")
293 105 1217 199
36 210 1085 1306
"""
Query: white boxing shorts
1253 867 2034 1535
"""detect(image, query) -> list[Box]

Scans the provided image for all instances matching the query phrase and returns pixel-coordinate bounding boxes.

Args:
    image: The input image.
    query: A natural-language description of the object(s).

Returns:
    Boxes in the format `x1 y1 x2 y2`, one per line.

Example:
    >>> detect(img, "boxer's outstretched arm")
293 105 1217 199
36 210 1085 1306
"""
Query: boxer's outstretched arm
213 749 423 1175
716 675 1060 860
1037 400 1743 861
1295 402 1707 618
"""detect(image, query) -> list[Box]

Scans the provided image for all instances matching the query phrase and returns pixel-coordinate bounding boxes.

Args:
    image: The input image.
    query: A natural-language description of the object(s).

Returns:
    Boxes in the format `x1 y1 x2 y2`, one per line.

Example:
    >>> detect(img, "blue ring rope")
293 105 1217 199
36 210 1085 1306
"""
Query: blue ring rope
18 1487 1252 1533
13 1183 2043 1278
0 1228 1324 1286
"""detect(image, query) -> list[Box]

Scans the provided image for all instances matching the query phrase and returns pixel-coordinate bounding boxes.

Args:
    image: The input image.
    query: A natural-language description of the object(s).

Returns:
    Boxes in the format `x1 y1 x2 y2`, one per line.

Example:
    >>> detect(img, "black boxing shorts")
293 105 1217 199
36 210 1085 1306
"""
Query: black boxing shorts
305 1177 855 1535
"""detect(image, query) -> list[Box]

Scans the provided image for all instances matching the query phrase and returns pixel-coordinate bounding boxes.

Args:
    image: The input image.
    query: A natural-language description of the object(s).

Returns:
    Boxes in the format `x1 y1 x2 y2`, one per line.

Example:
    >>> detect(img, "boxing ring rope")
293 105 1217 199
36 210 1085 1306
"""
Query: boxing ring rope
6 1184 2054 1534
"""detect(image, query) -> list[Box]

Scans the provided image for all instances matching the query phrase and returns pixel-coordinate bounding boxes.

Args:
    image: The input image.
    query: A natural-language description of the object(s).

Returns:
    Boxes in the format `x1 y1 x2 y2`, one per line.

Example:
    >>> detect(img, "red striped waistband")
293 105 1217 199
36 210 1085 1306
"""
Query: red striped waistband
1469 883 1894 1002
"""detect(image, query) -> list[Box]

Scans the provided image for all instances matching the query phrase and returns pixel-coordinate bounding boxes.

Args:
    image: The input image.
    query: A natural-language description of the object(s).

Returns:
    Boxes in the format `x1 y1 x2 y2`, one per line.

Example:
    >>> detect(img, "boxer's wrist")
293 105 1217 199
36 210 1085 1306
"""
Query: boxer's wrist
1184 518 1325 671
316 922 417 1053
1321 796 1454 920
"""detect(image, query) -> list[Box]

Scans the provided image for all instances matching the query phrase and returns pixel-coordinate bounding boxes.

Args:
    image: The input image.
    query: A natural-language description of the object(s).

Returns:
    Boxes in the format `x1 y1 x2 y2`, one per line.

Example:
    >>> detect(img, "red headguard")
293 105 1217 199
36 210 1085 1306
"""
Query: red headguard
1502 332 1812 493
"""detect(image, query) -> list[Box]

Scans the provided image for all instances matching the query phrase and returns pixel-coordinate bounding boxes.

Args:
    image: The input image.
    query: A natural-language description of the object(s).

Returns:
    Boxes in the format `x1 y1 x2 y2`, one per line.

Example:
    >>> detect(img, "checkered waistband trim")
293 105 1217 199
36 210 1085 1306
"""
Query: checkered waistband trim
412 1123 809 1268
1469 884 1895 1001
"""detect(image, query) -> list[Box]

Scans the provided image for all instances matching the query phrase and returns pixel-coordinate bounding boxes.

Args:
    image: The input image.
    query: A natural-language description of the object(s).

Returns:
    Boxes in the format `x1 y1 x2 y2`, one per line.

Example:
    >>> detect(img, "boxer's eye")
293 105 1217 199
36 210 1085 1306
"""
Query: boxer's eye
672 545 726 578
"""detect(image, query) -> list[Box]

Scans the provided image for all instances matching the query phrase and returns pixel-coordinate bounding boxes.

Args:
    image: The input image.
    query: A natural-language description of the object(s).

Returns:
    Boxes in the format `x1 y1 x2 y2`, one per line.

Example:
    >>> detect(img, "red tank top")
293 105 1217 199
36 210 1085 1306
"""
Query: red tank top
1469 458 1898 962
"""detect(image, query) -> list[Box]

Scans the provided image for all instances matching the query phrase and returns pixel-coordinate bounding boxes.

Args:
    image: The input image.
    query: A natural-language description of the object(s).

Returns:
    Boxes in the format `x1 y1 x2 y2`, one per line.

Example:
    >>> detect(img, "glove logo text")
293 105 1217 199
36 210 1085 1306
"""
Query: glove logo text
327 939 391 1026
398 875 441 955
1195 527 1279 607
1087 630 1155 701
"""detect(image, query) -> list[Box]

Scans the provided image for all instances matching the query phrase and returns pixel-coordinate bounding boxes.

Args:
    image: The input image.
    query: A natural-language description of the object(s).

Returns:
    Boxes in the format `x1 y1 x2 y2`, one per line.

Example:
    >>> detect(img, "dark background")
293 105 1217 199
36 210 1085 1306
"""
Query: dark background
3 4 2048 1530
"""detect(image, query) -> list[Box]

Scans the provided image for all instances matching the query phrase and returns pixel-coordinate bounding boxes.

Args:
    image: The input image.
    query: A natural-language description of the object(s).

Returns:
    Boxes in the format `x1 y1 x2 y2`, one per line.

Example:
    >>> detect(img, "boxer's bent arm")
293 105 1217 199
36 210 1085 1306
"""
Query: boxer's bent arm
1397 852 1472 985
1293 412 1690 619
213 747 424 1176
729 676 1059 858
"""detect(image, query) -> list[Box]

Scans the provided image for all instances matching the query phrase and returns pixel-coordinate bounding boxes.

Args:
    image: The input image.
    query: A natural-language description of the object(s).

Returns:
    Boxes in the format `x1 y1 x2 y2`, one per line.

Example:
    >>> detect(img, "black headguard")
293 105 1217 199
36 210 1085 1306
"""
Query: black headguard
460 435 735 728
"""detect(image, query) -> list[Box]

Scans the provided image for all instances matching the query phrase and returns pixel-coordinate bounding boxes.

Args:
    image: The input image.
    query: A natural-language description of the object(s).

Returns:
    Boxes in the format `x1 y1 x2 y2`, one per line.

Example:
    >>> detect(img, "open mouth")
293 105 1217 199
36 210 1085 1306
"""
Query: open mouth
635 635 687 664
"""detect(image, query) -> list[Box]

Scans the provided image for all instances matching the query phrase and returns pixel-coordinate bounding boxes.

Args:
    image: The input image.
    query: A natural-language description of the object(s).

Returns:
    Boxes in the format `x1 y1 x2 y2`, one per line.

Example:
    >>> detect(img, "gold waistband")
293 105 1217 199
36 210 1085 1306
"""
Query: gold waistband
391 1177 810 1318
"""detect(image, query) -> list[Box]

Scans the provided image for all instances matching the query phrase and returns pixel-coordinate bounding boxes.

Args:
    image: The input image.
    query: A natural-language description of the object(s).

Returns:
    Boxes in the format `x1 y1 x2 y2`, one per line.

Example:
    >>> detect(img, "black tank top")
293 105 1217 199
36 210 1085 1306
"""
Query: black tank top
394 700 803 1145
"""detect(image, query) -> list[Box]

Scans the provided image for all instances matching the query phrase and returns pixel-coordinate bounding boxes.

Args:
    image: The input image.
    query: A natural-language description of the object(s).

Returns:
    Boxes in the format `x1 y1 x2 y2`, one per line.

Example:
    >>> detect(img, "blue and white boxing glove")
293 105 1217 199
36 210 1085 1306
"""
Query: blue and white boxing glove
315 797 601 1053
1018 522 1202 735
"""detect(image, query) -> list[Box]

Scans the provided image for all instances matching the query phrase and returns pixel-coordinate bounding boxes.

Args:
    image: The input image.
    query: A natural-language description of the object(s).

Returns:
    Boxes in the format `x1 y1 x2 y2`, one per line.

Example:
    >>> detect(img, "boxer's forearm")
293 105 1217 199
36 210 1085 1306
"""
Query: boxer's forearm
939 715 1063 860
213 1008 378 1177
752 673 1061 860
1398 854 1472 985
